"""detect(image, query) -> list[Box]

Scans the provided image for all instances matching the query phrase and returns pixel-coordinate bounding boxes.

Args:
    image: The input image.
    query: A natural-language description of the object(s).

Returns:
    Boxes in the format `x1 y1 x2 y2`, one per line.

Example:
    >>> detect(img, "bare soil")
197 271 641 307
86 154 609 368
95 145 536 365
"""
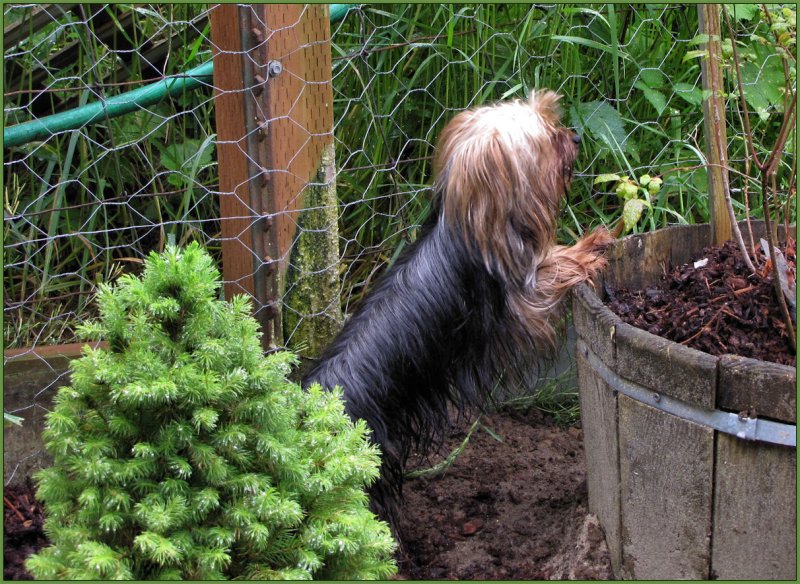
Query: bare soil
4 407 614 581
607 239 796 367
395 407 613 580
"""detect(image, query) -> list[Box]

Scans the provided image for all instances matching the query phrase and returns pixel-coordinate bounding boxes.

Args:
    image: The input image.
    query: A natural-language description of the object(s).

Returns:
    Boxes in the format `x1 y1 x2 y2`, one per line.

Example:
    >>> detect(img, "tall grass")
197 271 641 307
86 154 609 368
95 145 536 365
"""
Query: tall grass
3 5 217 348
330 5 703 305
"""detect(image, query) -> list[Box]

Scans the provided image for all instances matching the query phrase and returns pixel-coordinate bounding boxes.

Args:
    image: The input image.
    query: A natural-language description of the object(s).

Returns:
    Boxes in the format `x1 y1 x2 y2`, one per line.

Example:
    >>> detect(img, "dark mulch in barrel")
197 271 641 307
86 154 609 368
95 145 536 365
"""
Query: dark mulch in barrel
607 238 795 367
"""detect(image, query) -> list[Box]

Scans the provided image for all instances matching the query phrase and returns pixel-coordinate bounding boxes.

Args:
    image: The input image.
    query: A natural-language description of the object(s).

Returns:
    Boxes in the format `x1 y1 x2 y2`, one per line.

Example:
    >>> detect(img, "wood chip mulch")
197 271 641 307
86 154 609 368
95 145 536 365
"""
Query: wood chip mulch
607 239 796 367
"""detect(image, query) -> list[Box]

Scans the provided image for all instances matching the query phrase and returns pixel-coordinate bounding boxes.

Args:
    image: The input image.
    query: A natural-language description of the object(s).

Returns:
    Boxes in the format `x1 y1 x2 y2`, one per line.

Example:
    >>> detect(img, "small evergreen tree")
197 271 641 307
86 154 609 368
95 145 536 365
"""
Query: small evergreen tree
26 243 397 580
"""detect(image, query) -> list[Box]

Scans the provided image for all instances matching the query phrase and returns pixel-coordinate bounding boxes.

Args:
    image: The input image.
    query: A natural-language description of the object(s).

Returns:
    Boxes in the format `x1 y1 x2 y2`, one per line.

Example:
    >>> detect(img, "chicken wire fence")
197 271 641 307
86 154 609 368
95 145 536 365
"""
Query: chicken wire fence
3 4 795 484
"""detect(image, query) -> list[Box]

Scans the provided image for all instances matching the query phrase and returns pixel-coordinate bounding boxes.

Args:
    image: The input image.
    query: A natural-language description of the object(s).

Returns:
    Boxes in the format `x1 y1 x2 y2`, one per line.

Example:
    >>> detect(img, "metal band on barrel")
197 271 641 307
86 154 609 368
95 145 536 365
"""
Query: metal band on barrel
578 340 796 448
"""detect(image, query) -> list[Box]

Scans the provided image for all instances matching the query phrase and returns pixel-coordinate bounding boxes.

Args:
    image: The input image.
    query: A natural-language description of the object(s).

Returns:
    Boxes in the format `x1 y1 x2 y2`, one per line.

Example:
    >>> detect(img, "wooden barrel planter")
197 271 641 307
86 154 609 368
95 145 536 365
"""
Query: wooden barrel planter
573 223 796 580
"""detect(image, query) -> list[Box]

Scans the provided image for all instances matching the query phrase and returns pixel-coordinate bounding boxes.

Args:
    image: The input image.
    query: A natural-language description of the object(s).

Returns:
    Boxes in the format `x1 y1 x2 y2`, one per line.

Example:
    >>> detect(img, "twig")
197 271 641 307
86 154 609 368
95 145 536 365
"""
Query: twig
4 495 27 522
760 94 797 351
762 173 797 351
716 5 756 274
733 284 757 296
719 307 751 324
723 8 758 253
680 309 723 346
405 415 482 479
722 6 760 168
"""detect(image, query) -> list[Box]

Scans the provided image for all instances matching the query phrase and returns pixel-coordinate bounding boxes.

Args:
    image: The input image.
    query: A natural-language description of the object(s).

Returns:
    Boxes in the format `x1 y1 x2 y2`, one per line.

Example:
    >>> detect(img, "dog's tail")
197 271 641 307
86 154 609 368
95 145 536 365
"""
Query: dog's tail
508 228 614 352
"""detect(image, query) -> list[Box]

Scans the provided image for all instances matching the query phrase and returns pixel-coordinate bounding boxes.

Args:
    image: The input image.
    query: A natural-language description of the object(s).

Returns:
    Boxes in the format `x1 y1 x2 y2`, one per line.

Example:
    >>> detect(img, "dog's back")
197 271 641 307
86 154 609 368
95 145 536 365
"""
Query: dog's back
303 213 512 521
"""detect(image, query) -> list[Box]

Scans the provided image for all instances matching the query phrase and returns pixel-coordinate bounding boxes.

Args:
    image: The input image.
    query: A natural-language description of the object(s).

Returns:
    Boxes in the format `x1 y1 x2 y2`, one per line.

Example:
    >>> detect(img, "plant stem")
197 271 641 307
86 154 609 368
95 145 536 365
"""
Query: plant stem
761 92 796 352
761 175 796 351
722 5 758 252
722 4 795 348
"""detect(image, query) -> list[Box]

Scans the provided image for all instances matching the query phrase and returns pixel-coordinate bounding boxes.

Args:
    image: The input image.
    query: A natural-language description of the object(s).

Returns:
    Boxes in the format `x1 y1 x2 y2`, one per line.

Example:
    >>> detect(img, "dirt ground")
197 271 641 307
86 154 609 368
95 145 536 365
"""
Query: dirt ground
395 406 613 580
4 406 613 581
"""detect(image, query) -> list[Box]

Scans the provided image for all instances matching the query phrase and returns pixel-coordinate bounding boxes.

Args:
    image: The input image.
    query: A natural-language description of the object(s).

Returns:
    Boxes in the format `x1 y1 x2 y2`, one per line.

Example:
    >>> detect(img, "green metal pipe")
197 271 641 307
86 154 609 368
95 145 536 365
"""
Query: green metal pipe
4 4 355 149
329 3 353 22
4 62 214 149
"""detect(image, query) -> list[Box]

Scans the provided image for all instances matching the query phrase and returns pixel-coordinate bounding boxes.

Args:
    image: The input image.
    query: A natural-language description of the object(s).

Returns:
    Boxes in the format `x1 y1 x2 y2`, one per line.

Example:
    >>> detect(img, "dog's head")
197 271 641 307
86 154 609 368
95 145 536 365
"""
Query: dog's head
433 90 579 280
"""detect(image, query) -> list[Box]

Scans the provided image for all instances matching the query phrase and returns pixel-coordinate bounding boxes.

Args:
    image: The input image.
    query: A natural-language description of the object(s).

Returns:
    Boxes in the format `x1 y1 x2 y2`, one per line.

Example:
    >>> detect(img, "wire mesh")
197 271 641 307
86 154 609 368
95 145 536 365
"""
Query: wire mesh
4 3 219 485
3 4 795 485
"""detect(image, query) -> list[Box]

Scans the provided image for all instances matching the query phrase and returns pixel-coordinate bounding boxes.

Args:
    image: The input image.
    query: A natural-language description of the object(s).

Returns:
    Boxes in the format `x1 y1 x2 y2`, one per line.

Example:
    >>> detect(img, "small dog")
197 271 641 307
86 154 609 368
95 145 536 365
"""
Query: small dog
303 90 612 529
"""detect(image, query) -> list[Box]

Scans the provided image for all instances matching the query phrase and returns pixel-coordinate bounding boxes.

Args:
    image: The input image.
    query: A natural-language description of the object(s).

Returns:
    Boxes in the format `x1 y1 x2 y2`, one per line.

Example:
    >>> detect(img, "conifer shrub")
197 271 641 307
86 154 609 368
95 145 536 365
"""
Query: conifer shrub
26 243 397 580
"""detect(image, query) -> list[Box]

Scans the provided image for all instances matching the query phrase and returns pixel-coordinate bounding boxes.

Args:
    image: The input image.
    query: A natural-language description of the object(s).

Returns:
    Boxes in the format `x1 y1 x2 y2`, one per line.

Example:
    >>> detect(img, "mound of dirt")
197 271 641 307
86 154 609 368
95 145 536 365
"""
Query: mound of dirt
395 407 613 580
607 239 795 366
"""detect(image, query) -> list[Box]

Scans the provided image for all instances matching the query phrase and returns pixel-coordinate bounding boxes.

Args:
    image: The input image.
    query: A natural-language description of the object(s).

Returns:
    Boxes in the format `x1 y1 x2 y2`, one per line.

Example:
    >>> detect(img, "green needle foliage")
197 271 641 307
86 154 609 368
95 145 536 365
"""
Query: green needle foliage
25 242 397 580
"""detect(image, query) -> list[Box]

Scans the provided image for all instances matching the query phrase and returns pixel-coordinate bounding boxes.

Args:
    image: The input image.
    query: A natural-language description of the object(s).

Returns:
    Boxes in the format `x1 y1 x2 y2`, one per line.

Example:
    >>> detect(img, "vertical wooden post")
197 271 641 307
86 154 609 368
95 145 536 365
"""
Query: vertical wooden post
209 6 257 308
259 4 342 356
210 4 340 353
698 4 733 245
210 5 275 349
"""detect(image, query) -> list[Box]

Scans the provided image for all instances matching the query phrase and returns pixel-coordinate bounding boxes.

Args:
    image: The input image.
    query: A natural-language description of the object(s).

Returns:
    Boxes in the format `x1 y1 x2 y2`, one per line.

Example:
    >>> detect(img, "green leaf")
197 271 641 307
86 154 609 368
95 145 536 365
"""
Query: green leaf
594 173 622 184
570 100 632 156
647 177 663 195
764 9 788 29
724 4 760 21
112 109 168 147
480 424 504 442
623 198 649 232
688 33 712 46
552 34 628 57
673 83 704 107
682 49 708 63
639 69 665 88
634 81 668 116
616 180 639 201
160 139 214 188
738 41 788 117
500 83 525 100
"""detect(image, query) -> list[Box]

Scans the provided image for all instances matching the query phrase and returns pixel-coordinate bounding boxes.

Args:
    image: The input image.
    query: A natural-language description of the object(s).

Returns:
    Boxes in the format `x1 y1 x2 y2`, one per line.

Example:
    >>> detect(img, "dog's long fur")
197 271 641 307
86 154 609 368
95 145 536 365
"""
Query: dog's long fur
303 90 612 527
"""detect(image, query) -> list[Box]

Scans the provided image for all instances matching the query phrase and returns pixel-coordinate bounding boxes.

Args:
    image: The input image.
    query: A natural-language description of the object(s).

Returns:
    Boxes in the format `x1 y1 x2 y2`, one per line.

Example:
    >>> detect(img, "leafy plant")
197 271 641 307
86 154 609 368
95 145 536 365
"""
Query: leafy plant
594 172 663 234
3 5 219 350
25 243 397 580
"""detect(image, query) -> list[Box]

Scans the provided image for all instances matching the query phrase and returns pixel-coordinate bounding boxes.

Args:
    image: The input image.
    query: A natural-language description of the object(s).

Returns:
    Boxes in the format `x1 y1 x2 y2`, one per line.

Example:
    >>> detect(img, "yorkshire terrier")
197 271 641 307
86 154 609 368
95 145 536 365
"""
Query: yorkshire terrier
303 90 612 529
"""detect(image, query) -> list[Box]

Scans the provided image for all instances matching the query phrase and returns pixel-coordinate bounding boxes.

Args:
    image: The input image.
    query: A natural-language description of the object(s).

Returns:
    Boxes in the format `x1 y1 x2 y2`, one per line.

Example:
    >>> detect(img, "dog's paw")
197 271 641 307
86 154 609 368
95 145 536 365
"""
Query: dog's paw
575 227 615 256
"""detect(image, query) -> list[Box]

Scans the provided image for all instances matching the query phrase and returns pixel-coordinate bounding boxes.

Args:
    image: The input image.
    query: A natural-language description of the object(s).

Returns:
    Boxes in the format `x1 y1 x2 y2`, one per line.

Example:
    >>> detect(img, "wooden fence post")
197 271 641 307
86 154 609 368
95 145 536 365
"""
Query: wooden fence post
258 4 342 357
210 5 341 353
210 5 274 348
